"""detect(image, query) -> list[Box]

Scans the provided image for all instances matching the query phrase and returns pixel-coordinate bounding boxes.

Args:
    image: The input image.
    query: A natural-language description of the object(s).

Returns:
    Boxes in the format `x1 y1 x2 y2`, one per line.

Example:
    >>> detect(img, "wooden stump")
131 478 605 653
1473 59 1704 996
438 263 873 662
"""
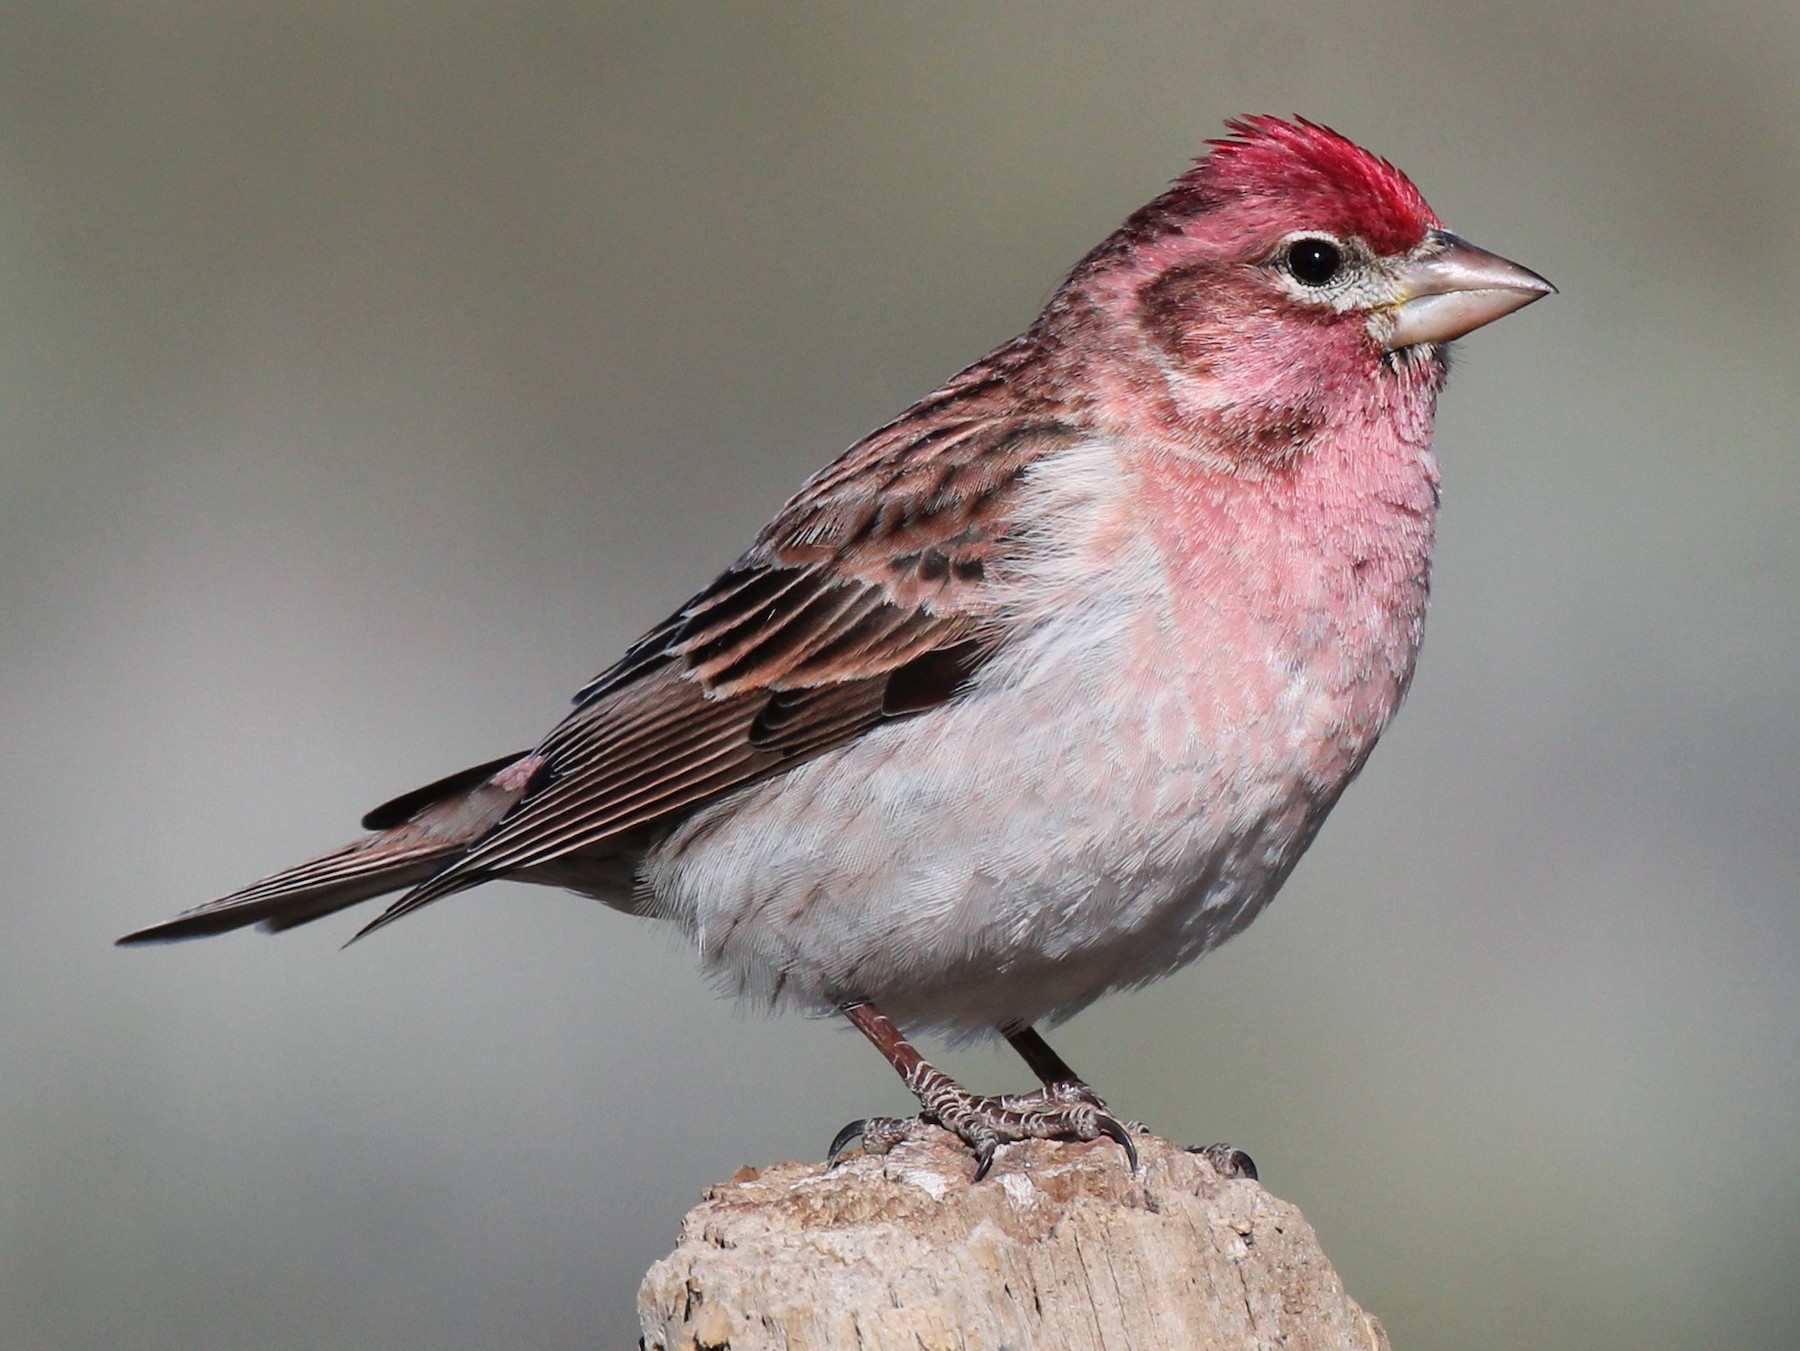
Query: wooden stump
639 1129 1390 1350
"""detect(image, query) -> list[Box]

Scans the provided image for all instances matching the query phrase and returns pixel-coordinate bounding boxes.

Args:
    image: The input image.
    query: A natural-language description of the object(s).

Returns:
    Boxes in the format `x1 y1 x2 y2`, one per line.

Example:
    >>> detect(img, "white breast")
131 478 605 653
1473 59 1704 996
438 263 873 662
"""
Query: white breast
640 434 1430 1039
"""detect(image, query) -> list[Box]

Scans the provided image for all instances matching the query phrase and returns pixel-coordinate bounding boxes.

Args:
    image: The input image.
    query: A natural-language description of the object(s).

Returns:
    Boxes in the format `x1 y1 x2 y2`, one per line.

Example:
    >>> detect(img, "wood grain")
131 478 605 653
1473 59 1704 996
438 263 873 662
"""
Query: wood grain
639 1129 1390 1351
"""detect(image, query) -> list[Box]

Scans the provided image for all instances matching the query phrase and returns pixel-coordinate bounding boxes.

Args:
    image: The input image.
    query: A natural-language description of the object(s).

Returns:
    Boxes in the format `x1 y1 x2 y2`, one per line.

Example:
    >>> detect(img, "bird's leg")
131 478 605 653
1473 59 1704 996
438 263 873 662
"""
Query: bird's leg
828 1001 1135 1180
1001 1023 1099 1102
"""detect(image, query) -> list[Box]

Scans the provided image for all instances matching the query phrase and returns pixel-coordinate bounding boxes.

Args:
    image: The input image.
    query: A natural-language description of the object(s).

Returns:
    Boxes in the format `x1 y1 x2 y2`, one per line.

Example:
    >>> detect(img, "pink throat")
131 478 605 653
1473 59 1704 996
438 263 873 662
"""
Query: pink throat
1117 348 1445 788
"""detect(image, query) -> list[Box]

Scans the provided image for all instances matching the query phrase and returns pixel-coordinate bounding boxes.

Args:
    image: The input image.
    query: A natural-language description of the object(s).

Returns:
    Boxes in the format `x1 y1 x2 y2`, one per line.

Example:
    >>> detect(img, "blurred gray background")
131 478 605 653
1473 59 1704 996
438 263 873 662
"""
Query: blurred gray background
2 3 1795 1347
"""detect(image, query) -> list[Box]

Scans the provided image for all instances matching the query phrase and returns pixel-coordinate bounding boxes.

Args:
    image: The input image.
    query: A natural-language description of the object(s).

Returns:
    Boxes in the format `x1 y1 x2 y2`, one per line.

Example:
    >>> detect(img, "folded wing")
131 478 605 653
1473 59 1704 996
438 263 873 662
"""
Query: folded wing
119 344 1080 945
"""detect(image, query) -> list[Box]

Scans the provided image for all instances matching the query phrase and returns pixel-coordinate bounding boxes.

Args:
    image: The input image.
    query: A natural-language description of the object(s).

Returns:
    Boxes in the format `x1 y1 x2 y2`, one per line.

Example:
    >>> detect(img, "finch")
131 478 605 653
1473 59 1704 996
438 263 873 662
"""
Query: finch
122 116 1552 1178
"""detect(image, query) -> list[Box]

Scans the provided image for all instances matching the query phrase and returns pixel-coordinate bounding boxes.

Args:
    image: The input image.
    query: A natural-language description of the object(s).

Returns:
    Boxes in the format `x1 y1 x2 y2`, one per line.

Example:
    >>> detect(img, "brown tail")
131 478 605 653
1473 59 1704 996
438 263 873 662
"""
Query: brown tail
117 751 538 945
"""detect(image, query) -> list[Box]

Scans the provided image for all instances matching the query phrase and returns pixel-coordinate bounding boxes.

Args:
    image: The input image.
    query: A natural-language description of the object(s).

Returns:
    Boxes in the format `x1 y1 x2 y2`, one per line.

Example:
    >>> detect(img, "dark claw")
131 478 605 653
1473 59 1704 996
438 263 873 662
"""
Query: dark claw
1221 1147 1258 1180
827 1119 868 1166
970 1138 997 1183
1095 1114 1140 1173
1188 1142 1258 1180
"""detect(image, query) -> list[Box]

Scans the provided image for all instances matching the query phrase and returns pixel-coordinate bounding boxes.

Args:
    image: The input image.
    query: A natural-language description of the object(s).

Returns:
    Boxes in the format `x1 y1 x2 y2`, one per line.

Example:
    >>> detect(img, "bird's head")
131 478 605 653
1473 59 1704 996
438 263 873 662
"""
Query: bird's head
1053 116 1553 467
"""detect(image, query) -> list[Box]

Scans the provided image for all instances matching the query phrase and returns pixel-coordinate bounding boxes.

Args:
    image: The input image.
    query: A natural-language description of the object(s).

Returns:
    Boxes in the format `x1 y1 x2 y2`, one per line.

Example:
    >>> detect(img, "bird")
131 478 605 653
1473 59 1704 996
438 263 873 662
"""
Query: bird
120 116 1553 1180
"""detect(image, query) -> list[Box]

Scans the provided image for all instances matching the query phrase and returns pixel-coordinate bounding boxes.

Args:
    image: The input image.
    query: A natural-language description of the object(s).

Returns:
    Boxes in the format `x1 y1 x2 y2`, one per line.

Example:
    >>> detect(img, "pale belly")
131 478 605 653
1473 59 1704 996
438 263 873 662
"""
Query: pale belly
639 593 1360 1039
635 436 1433 1039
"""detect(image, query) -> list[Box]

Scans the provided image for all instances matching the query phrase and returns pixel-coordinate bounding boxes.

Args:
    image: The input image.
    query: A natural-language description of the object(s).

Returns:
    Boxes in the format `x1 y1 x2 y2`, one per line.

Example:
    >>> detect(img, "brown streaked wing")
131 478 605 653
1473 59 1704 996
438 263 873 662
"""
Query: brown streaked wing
351 384 1085 938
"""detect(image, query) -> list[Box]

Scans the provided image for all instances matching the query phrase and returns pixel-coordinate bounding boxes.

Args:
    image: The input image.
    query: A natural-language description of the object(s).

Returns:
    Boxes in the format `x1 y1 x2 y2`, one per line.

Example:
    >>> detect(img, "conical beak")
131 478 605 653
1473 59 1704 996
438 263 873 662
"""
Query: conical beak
1385 230 1556 351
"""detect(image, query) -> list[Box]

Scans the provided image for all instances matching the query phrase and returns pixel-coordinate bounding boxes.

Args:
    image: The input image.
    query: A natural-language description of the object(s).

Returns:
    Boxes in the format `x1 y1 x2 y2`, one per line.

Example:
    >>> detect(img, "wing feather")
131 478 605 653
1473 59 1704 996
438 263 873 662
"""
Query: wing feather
350 357 1086 938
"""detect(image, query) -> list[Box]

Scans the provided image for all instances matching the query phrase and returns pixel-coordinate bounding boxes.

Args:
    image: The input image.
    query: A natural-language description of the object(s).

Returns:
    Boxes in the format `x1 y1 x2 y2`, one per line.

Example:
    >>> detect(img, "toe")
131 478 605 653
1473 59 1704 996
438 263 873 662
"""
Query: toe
1189 1142 1258 1180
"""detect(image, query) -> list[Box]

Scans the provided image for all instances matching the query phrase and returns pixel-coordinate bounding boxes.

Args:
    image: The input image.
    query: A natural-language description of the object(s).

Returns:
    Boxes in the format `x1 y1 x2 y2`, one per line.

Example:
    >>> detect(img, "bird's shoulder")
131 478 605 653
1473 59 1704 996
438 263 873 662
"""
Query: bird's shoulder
578 341 1087 705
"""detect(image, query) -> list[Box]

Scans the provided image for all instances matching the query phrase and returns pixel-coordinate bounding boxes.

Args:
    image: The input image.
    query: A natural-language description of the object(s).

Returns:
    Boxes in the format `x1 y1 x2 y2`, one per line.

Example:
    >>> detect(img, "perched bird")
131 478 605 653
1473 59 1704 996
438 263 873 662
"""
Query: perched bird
121 116 1552 1179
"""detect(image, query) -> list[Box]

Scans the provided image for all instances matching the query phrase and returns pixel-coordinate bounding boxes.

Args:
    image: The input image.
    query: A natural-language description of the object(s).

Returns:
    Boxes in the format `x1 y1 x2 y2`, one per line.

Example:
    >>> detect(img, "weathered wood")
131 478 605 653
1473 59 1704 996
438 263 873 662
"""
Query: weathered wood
639 1129 1390 1351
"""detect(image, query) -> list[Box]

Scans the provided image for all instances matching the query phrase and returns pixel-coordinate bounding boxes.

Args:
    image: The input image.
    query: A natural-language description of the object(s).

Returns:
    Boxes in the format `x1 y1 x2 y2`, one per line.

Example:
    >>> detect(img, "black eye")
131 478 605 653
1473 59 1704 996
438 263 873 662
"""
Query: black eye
1285 237 1343 287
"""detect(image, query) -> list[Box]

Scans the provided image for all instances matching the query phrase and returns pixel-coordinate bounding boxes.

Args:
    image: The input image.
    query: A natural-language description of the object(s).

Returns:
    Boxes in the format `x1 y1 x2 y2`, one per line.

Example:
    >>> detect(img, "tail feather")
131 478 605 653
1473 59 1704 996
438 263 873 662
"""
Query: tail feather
117 842 457 944
116 750 540 945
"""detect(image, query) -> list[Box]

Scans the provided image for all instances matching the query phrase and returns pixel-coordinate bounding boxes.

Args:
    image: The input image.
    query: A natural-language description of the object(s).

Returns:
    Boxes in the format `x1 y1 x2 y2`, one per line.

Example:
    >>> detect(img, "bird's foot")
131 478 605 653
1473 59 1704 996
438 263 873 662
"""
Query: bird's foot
1185 1141 1259 1180
829 1077 1136 1182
